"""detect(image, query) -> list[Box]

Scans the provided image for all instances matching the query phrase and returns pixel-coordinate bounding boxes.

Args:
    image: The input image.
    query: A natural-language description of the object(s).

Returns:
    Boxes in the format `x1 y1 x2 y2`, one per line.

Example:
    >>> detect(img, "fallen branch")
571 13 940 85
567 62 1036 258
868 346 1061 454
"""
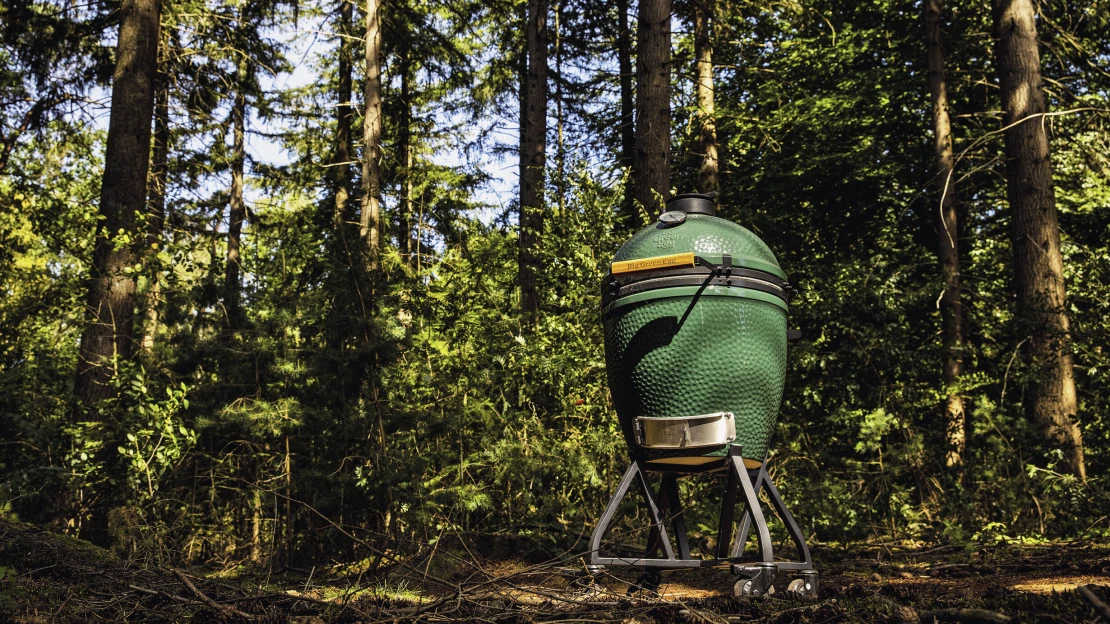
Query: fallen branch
172 569 257 621
678 602 730 624
1077 585 1110 621
127 583 196 605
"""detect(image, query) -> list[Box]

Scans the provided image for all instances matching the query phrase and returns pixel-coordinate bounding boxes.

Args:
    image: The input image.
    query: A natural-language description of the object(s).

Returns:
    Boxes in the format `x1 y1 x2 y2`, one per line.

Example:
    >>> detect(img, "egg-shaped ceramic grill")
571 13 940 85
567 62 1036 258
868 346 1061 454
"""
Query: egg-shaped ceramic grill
587 193 818 600
601 193 789 465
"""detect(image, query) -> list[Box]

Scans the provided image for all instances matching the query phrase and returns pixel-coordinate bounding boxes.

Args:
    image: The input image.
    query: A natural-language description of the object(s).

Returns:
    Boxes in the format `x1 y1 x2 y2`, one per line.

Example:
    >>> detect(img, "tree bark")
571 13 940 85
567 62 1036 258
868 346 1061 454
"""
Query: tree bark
554 1 565 220
250 484 262 563
616 0 636 225
693 0 717 194
224 54 248 328
633 0 671 218
333 0 353 226
74 0 160 404
925 0 965 471
992 0 1085 479
518 0 547 324
398 48 415 265
140 40 170 353
360 0 383 271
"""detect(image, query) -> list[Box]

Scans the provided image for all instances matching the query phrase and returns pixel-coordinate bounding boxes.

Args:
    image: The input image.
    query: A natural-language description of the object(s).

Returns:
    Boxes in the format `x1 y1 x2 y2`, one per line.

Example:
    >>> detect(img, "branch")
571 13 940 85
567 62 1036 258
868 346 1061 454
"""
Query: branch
172 569 257 621
936 106 1110 248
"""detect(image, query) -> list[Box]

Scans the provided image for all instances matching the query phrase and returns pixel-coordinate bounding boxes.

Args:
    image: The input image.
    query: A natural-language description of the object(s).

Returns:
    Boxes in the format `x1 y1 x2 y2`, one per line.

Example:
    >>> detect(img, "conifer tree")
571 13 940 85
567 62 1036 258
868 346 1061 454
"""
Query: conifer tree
224 51 249 327
925 0 965 470
397 46 415 264
693 0 717 194
74 0 161 404
518 0 548 323
140 33 171 353
361 0 383 270
616 0 636 223
333 0 355 226
992 0 1085 478
634 0 671 218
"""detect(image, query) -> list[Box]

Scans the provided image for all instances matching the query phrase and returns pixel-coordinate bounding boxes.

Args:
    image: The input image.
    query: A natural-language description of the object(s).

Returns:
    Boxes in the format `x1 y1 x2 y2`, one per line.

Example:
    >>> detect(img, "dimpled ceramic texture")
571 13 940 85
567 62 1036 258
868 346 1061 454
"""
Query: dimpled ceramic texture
604 214 788 461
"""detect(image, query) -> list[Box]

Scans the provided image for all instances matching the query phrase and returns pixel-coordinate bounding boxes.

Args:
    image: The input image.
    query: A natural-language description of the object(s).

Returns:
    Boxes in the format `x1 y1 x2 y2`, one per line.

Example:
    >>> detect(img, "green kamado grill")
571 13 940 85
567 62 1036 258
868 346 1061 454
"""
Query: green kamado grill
587 193 818 599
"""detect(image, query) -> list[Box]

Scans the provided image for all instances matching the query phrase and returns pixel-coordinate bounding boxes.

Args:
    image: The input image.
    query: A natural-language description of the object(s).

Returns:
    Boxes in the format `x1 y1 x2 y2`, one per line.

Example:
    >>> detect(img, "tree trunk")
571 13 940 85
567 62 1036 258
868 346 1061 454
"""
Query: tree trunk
224 54 248 328
333 0 353 226
518 0 547 324
925 0 965 471
250 484 262 563
633 0 671 218
693 0 717 194
992 0 1085 479
617 0 636 226
360 0 383 271
140 40 170 353
398 49 414 265
74 0 160 404
554 2 566 221
283 434 292 561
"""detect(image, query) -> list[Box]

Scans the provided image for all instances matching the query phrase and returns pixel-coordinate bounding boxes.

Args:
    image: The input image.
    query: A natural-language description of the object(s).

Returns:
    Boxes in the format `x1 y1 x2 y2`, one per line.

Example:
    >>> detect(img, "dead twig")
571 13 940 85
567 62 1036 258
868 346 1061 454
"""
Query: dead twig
127 583 196 605
275 492 458 591
910 544 959 556
172 569 257 621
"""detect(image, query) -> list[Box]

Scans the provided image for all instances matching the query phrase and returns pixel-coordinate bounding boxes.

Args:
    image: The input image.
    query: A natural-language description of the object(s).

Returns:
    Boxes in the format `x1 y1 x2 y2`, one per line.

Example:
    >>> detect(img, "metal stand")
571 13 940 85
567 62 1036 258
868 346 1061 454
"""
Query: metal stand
588 445 818 598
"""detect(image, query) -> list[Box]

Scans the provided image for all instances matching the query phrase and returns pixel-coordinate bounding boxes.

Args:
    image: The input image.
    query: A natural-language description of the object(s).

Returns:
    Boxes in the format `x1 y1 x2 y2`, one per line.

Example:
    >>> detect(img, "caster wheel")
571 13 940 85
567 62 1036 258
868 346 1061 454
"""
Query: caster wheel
734 579 775 598
731 564 777 599
787 572 819 598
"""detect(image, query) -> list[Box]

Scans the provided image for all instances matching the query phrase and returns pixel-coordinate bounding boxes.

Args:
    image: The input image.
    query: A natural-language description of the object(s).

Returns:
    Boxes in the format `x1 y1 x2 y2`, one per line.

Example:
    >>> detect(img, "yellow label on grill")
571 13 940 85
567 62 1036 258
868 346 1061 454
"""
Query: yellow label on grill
611 252 696 275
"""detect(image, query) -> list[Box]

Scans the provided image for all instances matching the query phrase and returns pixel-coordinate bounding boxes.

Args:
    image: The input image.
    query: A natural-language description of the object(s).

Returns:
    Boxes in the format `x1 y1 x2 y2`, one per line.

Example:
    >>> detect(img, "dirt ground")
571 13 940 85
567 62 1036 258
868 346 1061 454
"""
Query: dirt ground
2 518 1109 623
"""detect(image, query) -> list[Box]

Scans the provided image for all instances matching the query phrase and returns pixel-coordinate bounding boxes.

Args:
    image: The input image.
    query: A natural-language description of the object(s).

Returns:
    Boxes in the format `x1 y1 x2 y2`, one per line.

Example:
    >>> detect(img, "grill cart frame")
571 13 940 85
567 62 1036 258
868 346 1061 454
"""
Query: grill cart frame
587 445 818 598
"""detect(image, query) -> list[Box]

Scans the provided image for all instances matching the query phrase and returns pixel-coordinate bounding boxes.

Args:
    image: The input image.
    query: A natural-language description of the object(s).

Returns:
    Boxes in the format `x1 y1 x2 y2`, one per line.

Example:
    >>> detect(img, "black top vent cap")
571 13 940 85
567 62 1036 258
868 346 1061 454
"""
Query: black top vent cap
666 192 717 216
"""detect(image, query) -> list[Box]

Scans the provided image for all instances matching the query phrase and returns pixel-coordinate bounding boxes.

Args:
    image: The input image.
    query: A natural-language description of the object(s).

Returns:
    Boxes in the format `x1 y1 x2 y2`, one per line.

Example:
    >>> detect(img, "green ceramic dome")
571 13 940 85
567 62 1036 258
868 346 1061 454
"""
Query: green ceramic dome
602 195 788 464
611 214 785 281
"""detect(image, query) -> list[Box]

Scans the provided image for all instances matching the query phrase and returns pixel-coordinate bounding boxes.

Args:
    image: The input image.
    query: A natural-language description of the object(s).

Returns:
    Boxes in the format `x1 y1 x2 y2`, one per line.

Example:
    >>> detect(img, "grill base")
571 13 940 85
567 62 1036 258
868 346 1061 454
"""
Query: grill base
587 444 817 598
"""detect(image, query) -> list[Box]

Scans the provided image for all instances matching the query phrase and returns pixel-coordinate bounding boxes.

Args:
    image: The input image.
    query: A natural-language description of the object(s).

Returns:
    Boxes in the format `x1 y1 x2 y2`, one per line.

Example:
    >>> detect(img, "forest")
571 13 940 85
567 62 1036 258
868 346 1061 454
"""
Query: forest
2 0 1110 619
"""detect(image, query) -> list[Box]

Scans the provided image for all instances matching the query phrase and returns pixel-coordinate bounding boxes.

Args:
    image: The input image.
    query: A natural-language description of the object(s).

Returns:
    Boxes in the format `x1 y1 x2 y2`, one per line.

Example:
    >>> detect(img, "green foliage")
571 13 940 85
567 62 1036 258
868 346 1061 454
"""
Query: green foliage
109 372 195 503
0 565 18 609
367 171 625 536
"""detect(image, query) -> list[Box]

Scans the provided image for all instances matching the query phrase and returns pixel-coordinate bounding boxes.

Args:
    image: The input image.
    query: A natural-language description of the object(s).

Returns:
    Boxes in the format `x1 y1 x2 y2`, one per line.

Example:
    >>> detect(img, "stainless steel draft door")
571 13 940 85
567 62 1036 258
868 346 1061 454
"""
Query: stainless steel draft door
634 412 736 449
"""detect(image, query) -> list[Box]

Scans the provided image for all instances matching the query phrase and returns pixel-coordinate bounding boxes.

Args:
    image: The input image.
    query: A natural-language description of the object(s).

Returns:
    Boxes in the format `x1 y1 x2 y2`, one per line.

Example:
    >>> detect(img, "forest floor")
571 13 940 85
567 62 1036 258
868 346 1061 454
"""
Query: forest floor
2 518 1110 623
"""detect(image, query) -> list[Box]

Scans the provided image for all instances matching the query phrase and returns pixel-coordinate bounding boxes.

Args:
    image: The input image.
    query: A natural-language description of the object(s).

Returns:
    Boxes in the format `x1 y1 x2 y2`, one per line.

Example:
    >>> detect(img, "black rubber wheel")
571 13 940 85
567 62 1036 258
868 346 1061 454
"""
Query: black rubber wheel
786 576 817 598
733 579 753 598
734 579 775 599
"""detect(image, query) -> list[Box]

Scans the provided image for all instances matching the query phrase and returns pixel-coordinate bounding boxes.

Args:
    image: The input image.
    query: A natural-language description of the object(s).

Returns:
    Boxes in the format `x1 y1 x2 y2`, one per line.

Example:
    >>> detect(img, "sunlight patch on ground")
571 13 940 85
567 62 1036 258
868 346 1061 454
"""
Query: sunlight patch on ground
1010 576 1110 594
655 583 718 599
